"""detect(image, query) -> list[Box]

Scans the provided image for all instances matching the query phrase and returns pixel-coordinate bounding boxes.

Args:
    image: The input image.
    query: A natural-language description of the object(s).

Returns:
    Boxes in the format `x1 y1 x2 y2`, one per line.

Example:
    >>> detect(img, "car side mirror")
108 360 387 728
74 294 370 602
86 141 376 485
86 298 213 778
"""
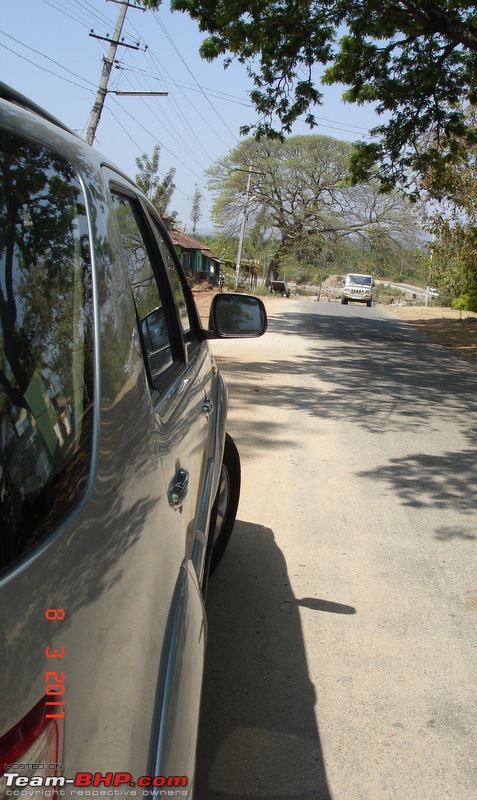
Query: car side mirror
207 294 267 338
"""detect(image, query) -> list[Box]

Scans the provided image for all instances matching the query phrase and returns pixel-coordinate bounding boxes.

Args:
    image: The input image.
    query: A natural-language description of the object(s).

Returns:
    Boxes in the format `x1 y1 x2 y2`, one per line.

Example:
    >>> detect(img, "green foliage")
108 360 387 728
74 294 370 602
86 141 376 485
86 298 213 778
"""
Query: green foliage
191 183 202 235
428 231 477 306
211 230 426 289
414 110 477 309
422 124 477 305
248 283 269 297
207 134 418 258
172 0 477 192
374 284 405 304
205 134 422 288
451 293 477 312
135 144 176 214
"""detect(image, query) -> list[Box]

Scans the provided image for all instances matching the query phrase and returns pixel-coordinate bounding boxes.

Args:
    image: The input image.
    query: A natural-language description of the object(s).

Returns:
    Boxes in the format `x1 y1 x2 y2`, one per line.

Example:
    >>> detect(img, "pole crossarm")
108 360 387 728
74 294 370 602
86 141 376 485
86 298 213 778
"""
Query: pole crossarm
111 91 168 96
89 32 141 50
86 0 144 145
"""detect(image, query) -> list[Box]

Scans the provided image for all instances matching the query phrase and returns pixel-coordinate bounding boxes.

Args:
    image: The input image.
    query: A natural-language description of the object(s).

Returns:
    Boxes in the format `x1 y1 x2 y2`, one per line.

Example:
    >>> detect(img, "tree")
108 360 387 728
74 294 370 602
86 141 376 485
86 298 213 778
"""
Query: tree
135 144 176 215
166 0 477 192
207 135 418 269
191 183 202 235
415 109 477 308
0 133 92 411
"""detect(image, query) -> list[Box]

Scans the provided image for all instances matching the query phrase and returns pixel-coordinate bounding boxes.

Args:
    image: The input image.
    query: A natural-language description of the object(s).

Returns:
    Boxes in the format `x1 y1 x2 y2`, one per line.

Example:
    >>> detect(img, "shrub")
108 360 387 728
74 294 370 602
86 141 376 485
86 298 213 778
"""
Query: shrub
451 292 477 312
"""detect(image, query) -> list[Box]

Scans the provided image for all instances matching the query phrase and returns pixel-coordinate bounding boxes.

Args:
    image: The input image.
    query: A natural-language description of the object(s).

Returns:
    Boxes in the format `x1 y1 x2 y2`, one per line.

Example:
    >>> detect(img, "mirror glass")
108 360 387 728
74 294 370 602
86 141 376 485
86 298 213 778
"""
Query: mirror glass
210 295 267 337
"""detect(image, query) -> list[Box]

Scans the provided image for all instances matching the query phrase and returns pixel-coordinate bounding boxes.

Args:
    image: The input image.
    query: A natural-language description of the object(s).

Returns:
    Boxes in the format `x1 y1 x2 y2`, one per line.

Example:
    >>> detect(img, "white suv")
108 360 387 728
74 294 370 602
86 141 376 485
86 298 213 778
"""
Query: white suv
341 273 374 307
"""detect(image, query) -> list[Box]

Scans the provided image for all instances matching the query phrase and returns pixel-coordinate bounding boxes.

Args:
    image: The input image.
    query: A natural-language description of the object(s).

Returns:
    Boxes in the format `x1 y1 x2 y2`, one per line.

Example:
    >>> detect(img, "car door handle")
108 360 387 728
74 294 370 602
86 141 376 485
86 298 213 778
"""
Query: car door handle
168 468 190 509
202 397 213 417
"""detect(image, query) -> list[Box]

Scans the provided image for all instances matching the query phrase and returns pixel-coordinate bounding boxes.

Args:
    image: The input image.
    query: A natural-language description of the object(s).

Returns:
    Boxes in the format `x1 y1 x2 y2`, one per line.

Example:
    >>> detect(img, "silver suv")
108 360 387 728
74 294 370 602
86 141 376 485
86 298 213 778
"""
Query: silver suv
0 84 266 798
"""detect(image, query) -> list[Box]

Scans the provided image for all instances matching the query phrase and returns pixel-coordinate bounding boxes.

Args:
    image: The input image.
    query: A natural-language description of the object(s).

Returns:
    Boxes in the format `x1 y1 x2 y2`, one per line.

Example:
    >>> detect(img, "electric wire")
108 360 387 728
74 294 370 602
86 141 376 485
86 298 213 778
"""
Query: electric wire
5 0 377 227
40 0 97 30
0 30 97 89
124 13 237 153
145 46 237 150
119 65 253 106
117 65 212 173
103 103 191 200
118 45 212 165
0 41 95 93
37 0 374 142
108 94 205 184
72 0 119 29
152 12 239 143
106 103 214 217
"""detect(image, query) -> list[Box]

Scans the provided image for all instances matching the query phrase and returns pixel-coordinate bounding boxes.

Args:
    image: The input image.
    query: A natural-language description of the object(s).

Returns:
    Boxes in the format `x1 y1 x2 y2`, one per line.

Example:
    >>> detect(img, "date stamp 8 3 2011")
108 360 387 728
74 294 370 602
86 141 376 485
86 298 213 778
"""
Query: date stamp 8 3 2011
45 609 66 721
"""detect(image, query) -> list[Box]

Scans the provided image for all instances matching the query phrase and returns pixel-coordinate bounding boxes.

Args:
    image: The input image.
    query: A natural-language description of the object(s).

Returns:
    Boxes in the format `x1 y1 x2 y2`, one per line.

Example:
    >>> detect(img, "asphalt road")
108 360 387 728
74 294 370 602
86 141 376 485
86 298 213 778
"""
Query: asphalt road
196 298 477 800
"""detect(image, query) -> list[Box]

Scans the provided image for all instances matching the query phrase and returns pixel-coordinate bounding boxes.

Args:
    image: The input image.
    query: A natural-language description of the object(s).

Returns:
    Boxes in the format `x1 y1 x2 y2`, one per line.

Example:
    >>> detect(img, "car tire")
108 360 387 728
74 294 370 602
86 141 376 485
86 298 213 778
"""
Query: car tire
209 433 241 574
341 297 348 305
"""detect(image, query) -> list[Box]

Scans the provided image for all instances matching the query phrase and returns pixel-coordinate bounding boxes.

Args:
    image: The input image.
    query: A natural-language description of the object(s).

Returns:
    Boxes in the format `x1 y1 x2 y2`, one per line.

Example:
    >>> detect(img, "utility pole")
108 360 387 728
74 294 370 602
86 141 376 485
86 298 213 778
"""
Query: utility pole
86 1 137 145
234 164 253 289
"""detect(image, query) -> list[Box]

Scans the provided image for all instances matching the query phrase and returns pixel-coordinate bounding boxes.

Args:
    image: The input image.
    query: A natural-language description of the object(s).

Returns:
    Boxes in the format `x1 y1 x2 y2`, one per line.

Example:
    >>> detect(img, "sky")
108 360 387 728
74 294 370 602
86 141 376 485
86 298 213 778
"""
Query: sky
0 0 383 235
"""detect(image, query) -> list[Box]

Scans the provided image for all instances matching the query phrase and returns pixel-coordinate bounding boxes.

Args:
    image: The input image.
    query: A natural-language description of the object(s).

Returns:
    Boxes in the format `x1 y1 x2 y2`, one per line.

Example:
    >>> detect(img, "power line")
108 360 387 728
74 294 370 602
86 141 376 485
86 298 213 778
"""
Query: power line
124 15 236 154
0 30 97 88
40 0 96 30
145 46 236 150
86 0 130 144
0 41 94 93
118 67 212 170
118 65 253 106
108 94 205 183
152 13 238 143
105 105 196 204
73 0 118 29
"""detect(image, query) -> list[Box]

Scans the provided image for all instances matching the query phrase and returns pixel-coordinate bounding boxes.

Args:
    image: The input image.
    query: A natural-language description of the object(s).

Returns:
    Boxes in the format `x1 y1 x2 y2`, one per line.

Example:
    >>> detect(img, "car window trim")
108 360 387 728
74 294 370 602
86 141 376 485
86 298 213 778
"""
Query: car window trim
139 199 204 344
108 180 188 378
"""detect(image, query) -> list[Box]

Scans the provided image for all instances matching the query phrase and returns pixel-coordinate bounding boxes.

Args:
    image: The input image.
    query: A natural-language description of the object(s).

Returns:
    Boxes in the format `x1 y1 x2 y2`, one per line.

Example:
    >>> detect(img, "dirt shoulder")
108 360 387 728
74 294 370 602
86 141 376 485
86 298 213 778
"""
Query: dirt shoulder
386 305 477 367
192 288 477 368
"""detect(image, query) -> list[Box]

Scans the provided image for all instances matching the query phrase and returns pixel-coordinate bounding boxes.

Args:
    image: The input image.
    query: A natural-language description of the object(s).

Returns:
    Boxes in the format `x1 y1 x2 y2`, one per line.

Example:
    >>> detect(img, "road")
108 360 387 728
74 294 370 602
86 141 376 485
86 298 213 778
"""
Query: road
196 298 477 800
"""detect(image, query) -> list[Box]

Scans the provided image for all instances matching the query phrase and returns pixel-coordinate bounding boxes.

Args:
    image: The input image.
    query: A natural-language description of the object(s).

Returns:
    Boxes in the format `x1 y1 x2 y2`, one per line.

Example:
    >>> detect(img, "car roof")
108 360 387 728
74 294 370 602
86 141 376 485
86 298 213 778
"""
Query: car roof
0 82 75 135
0 82 142 195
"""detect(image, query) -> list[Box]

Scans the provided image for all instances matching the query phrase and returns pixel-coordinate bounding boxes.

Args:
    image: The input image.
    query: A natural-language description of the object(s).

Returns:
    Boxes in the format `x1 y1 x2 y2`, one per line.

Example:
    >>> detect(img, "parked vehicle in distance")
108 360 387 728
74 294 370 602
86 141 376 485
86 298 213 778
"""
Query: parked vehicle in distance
428 287 439 298
0 82 267 799
341 273 374 307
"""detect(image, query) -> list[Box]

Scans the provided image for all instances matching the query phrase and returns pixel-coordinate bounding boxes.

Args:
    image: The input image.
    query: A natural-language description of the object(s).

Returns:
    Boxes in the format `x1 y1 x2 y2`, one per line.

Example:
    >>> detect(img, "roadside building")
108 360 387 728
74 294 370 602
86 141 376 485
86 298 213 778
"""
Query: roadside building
162 218 220 284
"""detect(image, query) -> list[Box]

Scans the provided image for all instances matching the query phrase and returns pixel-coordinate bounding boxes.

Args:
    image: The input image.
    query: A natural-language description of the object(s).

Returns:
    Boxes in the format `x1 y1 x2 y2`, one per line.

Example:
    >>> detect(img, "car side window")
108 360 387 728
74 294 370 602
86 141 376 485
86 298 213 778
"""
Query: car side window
110 193 180 389
149 218 194 349
0 132 94 573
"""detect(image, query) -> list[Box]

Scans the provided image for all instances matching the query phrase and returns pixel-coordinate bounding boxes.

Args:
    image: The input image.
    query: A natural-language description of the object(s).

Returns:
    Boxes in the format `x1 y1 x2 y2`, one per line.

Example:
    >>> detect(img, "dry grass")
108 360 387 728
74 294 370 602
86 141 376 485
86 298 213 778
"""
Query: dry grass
387 305 477 367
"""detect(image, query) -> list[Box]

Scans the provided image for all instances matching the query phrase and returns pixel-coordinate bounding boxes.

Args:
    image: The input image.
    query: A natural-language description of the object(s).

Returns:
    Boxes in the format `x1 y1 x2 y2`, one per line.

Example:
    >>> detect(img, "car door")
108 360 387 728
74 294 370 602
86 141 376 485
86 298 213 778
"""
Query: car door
106 176 216 784
107 178 215 562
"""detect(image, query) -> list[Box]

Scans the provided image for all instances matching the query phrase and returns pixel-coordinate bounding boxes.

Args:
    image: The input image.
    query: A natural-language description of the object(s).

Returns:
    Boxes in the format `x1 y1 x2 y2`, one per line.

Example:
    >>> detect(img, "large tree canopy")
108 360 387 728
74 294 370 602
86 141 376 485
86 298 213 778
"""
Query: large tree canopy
208 135 417 254
148 0 477 192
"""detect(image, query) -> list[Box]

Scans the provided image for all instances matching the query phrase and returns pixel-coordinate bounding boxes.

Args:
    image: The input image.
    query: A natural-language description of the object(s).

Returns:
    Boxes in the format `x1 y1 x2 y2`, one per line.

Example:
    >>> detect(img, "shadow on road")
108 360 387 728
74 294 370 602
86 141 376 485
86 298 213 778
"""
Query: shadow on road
197 520 334 800
216 307 477 537
226 309 477 437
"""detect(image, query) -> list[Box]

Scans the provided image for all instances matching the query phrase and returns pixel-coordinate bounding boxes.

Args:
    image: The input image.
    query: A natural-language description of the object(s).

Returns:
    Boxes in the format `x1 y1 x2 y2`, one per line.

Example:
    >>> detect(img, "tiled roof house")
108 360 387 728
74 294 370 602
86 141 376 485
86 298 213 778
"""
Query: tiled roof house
167 227 221 283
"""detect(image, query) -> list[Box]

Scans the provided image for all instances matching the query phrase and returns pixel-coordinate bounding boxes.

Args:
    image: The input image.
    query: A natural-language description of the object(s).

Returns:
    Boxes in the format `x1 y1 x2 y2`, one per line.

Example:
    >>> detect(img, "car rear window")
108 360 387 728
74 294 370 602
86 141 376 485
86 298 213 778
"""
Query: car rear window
0 131 94 574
